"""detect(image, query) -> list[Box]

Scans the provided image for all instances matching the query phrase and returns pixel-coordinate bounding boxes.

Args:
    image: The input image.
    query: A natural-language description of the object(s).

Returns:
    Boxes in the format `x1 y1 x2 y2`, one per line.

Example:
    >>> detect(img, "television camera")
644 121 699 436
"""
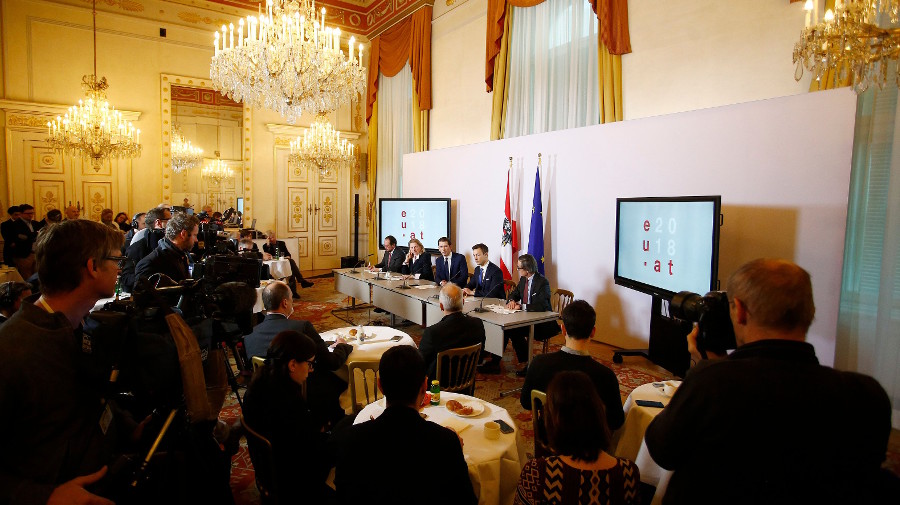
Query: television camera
670 290 737 358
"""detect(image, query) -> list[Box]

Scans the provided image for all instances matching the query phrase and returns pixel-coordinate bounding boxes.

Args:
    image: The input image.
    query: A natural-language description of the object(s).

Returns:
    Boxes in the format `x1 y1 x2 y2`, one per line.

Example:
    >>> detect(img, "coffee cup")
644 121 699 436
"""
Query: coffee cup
483 421 500 440
662 380 679 397
414 273 421 279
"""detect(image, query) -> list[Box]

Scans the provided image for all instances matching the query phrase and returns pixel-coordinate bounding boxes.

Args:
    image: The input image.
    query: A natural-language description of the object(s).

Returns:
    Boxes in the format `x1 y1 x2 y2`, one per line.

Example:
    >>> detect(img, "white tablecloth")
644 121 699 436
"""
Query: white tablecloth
263 258 291 279
355 392 526 505
614 382 678 505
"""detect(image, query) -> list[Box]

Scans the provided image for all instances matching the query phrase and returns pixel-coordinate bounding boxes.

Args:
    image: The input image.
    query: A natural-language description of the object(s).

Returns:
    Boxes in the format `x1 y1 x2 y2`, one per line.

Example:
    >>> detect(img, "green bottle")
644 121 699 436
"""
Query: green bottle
430 380 440 406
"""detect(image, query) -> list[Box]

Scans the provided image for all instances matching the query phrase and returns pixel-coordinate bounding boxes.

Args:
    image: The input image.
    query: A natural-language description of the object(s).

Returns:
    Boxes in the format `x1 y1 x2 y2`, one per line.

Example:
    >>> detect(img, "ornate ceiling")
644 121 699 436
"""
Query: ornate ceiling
53 0 434 39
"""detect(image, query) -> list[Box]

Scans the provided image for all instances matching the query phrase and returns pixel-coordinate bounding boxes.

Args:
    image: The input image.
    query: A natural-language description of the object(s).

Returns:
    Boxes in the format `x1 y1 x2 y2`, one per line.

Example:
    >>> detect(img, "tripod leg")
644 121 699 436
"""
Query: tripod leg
219 342 243 409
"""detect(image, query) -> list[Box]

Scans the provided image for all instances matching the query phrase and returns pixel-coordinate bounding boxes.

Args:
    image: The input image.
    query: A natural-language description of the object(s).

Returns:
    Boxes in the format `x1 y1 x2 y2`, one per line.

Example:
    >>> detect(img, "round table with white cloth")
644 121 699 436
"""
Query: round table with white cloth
355 392 526 505
0 266 24 283
263 258 291 279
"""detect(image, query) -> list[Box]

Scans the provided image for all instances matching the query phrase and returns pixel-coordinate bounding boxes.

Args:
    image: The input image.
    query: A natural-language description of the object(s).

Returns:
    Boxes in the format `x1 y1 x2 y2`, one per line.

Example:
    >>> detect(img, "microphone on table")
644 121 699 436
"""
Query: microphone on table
473 269 489 313
350 253 375 273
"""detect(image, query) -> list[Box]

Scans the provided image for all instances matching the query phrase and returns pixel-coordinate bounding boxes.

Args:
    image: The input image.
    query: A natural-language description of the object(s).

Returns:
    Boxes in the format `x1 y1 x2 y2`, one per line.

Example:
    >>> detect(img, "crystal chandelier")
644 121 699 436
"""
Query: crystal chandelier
203 155 235 185
289 113 355 178
171 125 203 173
794 0 900 92
210 0 367 124
46 0 141 171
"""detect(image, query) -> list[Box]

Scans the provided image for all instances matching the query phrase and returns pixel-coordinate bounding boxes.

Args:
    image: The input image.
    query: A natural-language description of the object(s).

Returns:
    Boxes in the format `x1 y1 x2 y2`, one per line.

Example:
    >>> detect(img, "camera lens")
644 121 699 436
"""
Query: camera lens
670 291 707 322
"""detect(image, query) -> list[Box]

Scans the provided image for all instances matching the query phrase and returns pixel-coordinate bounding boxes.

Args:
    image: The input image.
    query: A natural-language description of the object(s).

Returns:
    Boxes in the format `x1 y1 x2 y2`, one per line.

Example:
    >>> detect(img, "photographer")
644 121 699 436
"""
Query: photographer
644 259 892 504
0 220 123 505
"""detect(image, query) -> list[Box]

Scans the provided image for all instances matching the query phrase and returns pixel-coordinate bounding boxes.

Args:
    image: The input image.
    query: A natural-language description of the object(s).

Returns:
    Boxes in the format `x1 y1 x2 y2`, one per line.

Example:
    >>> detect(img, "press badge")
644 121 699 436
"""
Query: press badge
99 403 113 435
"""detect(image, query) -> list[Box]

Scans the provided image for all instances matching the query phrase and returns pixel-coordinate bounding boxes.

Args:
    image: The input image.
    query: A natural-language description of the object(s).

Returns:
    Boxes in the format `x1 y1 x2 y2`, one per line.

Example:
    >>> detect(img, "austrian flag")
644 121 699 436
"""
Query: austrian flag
500 167 518 280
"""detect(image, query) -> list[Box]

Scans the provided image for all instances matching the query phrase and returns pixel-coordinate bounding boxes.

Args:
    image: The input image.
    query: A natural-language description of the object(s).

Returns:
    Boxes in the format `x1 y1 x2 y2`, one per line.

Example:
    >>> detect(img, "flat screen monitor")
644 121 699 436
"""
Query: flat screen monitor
378 198 450 252
615 195 722 299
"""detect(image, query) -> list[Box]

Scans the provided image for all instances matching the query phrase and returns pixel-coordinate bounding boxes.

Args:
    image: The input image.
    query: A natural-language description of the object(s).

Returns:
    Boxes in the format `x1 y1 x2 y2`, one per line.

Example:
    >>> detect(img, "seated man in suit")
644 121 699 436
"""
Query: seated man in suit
263 230 314 289
434 236 468 287
479 254 558 376
520 300 624 431
370 235 405 273
400 237 433 281
335 346 477 505
462 243 504 299
419 284 485 383
244 280 354 429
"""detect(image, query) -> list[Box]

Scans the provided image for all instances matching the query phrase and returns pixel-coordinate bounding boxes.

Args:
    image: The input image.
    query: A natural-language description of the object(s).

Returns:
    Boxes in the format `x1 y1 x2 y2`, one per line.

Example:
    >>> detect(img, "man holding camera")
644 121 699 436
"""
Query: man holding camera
644 259 891 504
0 220 123 504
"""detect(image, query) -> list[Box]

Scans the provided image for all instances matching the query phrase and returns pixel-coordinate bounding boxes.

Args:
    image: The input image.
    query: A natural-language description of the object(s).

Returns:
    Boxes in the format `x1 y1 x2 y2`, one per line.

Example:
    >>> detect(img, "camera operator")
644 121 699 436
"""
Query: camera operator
0 219 123 505
120 207 171 291
135 212 199 286
644 259 892 504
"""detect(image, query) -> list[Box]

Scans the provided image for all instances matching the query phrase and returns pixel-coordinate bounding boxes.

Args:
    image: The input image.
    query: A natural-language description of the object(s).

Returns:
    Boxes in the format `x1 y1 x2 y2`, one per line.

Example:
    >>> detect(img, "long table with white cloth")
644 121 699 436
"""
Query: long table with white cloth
332 268 558 360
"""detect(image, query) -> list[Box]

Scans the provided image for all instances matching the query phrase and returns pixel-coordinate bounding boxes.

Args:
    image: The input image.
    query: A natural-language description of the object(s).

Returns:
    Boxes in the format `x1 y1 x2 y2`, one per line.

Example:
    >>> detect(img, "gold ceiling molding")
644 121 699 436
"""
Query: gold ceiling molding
78 0 145 13
176 11 231 26
9 114 56 128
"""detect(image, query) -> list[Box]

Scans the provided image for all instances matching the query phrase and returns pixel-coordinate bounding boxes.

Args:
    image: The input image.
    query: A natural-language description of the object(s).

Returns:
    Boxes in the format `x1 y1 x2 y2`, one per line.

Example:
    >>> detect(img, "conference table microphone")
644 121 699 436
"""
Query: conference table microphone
473 275 489 313
349 253 375 274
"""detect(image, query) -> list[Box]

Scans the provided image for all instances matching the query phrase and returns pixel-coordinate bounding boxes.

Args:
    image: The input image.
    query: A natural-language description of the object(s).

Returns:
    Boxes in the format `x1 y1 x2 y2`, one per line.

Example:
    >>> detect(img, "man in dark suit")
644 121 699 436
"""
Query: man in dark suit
262 230 314 289
244 280 354 429
400 237 433 281
335 346 476 505
434 236 468 287
371 235 404 273
479 253 558 375
120 206 170 291
1 206 20 267
419 284 485 383
462 243 504 299
520 300 624 430
135 212 198 286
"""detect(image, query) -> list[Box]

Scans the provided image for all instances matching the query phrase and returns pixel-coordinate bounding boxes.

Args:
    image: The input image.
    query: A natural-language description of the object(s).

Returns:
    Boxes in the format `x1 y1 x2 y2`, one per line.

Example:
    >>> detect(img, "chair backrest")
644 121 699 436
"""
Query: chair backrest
348 360 382 414
241 414 278 504
435 343 481 395
531 389 551 458
251 356 265 372
551 289 574 315
503 279 517 298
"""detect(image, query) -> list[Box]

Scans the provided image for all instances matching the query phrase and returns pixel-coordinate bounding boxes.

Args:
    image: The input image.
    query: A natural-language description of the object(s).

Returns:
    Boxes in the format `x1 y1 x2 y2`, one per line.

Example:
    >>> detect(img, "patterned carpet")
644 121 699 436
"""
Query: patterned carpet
223 274 900 504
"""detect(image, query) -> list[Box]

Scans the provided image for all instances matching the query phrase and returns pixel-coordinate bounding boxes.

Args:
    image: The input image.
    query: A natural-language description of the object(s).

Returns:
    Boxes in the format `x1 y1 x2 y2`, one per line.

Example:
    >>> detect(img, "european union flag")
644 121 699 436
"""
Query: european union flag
527 168 545 275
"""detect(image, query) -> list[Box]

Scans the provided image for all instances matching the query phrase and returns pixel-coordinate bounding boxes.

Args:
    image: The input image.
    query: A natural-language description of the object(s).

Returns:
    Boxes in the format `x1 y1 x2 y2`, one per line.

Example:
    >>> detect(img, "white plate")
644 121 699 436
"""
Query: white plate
447 400 484 418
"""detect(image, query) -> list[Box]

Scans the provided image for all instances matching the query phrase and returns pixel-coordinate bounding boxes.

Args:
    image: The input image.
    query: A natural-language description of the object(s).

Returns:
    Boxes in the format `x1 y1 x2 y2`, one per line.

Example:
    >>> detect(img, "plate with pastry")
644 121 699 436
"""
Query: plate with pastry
445 398 484 418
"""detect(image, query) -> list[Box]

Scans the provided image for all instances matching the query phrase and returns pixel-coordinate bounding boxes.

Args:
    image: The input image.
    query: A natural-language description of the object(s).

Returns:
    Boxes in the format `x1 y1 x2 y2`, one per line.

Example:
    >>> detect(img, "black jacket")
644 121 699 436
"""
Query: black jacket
262 240 289 258
120 228 165 291
135 238 193 286
419 312 485 382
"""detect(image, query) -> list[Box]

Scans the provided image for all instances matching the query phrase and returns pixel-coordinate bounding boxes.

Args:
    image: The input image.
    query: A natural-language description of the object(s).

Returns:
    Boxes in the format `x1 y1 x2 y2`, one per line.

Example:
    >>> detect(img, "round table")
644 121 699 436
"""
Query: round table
0 266 24 283
320 326 417 412
355 392 525 505
614 382 680 505
263 258 291 279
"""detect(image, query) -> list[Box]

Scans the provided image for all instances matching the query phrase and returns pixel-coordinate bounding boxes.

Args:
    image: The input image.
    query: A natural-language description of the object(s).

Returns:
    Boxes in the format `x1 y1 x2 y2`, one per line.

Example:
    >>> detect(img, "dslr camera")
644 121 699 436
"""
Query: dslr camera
670 291 737 357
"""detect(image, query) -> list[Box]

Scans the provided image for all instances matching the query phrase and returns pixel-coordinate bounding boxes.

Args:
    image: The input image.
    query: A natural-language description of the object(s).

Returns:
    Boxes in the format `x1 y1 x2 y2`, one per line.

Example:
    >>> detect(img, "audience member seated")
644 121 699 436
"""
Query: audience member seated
644 259 892 504
335 346 477 505
515 371 640 505
400 237 433 281
463 242 504 299
238 238 262 259
120 207 170 291
419 284 485 383
520 300 624 431
134 212 199 287
263 231 314 289
62 204 80 221
244 281 353 430
0 281 32 325
480 254 557 375
121 212 144 252
243 330 334 503
114 212 132 232
433 236 468 287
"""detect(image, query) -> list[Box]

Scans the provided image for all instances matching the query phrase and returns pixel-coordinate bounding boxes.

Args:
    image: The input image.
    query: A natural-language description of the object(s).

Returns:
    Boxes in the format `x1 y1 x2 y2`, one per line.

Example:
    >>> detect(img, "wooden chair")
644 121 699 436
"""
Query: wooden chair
503 279 517 299
544 289 574 353
251 356 265 372
241 414 279 505
435 343 482 396
348 360 382 414
531 390 551 458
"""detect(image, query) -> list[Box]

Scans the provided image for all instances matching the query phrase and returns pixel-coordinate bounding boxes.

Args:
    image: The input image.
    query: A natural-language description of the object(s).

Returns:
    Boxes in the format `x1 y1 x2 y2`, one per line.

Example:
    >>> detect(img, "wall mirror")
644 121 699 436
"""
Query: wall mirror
160 74 253 221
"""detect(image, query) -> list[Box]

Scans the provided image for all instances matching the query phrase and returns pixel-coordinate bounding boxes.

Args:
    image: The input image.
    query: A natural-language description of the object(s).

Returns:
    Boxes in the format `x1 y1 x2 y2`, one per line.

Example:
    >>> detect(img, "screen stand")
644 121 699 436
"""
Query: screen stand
612 296 691 378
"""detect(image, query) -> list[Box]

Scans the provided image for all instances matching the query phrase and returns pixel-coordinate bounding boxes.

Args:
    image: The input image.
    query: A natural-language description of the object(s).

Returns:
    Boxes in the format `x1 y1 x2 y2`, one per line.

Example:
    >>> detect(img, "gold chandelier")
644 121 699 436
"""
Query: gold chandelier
203 155 234 185
794 0 900 92
210 0 367 124
46 0 141 171
289 113 355 178
171 125 203 173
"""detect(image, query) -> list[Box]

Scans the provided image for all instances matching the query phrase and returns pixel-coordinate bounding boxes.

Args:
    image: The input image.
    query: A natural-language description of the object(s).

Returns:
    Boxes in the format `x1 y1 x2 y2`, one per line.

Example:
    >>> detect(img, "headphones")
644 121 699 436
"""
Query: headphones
131 213 144 229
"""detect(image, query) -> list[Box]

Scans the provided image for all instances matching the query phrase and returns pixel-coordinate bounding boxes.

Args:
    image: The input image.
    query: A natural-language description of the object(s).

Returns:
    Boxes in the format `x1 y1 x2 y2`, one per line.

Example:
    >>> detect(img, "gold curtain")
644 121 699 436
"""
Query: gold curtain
489 4 512 140
599 41 623 123
367 100 379 258
413 81 429 152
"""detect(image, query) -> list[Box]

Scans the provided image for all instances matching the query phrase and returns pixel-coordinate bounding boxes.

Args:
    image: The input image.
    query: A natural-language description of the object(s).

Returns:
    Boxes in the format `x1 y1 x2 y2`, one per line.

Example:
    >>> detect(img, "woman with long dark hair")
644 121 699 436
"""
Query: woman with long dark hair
243 330 333 503
515 371 640 504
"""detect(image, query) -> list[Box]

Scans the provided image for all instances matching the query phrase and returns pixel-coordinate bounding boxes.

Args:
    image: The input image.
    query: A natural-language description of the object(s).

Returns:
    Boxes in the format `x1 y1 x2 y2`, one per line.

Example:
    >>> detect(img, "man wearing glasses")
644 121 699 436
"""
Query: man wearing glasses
0 219 125 504
120 206 171 291
135 212 199 287
244 280 354 431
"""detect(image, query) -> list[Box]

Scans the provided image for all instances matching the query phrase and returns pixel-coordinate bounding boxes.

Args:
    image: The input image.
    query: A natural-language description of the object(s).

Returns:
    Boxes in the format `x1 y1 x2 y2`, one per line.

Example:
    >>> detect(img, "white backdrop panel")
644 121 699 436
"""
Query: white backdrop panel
403 89 857 365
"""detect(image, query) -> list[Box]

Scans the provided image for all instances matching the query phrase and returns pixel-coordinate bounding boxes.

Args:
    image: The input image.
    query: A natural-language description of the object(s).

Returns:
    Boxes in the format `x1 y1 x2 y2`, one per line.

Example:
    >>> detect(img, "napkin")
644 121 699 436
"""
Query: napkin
413 285 436 290
485 304 520 315
438 416 472 434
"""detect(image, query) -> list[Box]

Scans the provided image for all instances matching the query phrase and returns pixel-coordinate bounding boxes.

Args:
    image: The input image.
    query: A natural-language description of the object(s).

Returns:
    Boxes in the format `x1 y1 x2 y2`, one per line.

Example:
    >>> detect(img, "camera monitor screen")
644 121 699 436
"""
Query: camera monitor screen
615 195 722 300
379 198 451 253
